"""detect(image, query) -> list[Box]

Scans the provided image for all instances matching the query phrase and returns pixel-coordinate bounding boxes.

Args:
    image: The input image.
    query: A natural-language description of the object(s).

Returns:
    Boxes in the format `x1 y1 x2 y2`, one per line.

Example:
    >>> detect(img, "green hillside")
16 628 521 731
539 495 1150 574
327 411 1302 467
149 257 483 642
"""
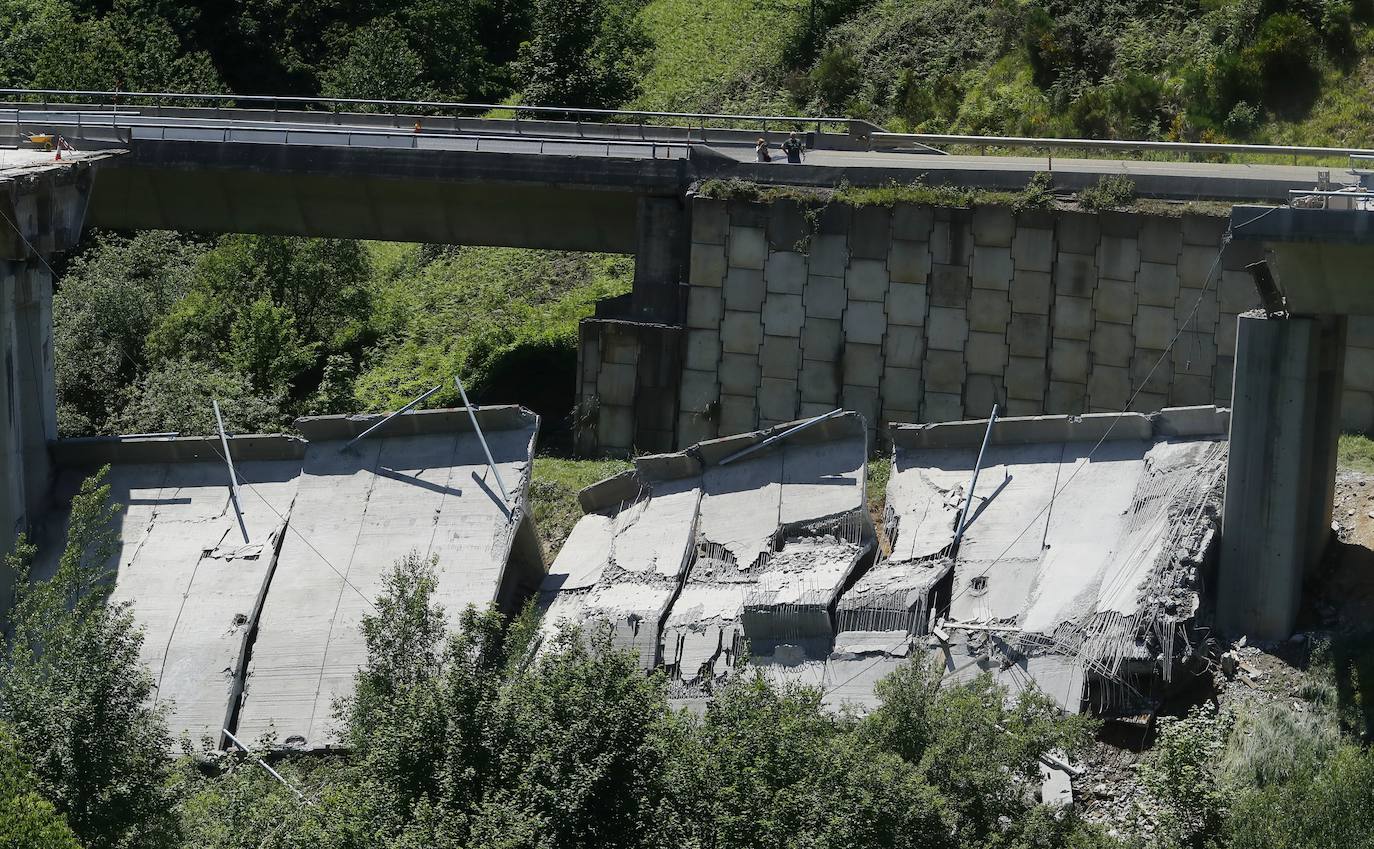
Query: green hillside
6 0 1374 144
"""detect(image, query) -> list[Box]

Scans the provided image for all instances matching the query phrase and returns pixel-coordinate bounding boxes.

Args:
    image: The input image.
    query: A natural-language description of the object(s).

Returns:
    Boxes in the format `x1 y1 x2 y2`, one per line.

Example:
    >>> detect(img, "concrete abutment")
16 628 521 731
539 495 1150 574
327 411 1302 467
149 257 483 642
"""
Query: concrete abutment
578 195 1374 455
1 162 94 613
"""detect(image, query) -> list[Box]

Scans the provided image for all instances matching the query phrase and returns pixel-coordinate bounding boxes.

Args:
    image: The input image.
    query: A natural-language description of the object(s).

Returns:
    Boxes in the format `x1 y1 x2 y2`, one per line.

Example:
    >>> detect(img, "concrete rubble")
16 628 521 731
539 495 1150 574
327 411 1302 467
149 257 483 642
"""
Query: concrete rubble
537 411 875 698
33 407 543 750
831 406 1230 717
544 406 1229 715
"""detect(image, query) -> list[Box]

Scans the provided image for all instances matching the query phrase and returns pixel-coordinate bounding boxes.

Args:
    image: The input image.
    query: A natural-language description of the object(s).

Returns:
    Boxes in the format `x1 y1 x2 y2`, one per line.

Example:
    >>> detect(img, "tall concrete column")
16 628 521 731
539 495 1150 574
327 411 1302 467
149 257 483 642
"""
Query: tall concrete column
14 264 56 519
1 260 31 616
1218 311 1346 641
631 195 687 324
2 163 95 617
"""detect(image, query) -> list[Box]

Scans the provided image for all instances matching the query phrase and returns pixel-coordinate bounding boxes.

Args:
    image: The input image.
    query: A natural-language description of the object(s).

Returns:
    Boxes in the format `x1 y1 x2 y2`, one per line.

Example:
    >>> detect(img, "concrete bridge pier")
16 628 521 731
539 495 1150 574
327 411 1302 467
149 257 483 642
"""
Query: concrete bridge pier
1 161 94 613
1219 312 1345 641
630 195 688 323
1219 205 1374 642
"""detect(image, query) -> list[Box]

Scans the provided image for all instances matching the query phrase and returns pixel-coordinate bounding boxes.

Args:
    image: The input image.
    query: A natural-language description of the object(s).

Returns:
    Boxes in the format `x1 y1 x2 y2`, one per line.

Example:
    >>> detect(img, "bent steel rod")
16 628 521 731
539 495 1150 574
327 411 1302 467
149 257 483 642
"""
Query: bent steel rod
954 404 999 544
455 375 510 503
340 383 442 452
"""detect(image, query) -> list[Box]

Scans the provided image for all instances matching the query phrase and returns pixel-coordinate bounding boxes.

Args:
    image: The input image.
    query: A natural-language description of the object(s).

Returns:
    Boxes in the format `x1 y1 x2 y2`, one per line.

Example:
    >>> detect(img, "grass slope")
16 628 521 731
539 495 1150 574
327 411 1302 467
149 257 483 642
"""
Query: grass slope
356 244 632 415
632 0 806 114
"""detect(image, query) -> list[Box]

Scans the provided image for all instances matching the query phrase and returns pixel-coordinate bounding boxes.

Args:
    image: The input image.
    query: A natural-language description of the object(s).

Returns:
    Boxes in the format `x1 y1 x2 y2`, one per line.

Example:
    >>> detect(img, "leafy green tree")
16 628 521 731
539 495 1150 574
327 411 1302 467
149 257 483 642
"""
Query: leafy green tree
0 469 177 849
228 297 319 395
53 231 206 436
478 622 674 847
116 356 284 435
676 675 951 849
516 0 649 106
0 0 221 92
144 235 373 421
0 724 81 849
320 17 437 102
863 658 1097 845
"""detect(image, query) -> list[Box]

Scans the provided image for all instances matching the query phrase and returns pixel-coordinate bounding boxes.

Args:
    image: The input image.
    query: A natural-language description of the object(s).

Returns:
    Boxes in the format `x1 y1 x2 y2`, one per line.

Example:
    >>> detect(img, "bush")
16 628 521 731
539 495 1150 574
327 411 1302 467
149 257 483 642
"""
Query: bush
1248 12 1320 102
809 45 861 110
1012 171 1057 211
1229 743 1374 849
0 724 80 849
1139 705 1232 849
1078 174 1137 210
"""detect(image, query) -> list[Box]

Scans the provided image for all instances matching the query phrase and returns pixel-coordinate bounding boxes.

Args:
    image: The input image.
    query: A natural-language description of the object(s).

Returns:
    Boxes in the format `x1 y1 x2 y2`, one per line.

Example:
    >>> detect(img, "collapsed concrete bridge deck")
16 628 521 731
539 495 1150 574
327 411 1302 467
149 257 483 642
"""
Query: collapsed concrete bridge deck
546 407 1229 714
32 406 544 749
537 411 875 699
829 406 1229 716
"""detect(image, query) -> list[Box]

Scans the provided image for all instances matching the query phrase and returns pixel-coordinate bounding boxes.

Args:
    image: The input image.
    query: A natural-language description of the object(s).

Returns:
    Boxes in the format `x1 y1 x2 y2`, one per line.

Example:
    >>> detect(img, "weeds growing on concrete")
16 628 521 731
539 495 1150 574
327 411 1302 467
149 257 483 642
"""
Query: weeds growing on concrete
1078 174 1139 211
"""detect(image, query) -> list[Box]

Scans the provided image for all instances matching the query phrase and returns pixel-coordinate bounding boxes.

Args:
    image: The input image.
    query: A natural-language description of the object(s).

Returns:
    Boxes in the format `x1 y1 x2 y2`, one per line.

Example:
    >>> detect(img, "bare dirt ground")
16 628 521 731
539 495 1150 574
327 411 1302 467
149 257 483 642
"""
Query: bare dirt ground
1073 468 1374 836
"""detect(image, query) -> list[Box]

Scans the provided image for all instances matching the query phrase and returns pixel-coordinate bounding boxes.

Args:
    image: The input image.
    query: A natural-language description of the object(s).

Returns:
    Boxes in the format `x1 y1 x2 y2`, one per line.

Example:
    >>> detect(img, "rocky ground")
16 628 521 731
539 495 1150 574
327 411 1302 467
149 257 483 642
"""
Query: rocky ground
1072 467 1374 837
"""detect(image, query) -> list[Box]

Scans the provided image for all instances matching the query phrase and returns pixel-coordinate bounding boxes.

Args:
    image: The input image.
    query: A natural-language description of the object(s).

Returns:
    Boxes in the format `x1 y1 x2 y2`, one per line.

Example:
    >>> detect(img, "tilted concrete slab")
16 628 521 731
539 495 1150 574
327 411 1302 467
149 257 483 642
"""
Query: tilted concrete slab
537 412 875 690
237 409 541 748
35 438 305 747
35 407 543 750
827 407 1228 715
538 476 700 669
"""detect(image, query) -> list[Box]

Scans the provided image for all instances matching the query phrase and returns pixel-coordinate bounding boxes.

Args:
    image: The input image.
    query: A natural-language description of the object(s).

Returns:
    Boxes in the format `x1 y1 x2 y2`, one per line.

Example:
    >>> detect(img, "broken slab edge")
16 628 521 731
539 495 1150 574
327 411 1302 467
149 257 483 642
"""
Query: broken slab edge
294 404 537 441
888 405 1228 450
577 411 869 513
52 433 308 466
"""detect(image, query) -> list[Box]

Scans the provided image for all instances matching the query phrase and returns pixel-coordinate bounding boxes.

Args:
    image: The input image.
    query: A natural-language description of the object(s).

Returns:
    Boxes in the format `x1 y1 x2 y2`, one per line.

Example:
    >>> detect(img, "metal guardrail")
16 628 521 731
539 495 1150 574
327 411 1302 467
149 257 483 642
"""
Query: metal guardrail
870 131 1374 161
0 88 847 135
14 114 691 159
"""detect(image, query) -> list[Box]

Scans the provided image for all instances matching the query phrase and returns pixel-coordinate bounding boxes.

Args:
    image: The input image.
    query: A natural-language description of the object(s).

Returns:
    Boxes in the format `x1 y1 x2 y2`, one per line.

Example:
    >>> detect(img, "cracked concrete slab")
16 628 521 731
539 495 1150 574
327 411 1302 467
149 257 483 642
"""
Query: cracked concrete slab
538 412 875 697
826 407 1229 715
36 456 300 746
37 407 543 750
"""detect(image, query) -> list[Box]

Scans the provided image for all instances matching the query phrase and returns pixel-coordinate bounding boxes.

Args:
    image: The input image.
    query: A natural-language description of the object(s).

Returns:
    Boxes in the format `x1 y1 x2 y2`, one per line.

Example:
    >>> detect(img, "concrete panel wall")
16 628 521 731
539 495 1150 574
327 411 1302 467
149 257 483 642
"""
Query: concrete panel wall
576 197 1374 453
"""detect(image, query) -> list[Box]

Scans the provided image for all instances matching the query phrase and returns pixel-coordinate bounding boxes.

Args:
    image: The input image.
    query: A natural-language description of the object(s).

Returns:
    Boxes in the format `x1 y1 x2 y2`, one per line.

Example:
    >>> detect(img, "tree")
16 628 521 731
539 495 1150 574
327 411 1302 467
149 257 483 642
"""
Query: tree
320 17 437 102
516 0 649 107
863 658 1097 845
53 231 206 436
116 356 284 435
0 468 177 849
0 724 81 849
228 297 319 395
677 675 951 849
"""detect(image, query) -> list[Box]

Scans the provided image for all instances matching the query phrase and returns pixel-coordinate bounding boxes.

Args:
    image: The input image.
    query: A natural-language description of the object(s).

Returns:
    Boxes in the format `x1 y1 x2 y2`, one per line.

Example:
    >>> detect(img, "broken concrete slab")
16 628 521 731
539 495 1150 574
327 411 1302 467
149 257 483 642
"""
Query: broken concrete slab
35 407 543 751
538 476 700 669
826 407 1227 716
238 409 541 749
537 411 875 694
35 450 301 748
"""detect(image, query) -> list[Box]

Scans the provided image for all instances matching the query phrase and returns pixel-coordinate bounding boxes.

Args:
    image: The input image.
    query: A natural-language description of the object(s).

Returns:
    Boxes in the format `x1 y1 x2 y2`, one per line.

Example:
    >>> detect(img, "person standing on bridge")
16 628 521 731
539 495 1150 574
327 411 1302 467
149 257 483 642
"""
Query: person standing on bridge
756 137 771 162
782 132 805 164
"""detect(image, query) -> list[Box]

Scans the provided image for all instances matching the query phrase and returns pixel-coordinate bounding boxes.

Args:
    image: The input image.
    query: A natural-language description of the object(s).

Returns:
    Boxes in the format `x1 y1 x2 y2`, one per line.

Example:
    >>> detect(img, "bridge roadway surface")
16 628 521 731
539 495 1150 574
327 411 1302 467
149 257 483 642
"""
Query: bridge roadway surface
0 102 1338 267
6 103 1332 199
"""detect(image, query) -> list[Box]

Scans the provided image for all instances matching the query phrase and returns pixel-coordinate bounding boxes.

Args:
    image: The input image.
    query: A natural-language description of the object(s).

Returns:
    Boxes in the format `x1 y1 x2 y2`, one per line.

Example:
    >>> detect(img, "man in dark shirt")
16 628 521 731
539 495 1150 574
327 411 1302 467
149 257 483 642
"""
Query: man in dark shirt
782 132 804 164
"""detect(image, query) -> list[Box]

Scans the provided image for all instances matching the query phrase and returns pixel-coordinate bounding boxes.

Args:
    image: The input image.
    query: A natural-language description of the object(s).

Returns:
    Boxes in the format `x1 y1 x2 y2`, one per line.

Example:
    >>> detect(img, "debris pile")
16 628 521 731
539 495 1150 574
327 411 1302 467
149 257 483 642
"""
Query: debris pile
857 407 1230 717
538 411 875 700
